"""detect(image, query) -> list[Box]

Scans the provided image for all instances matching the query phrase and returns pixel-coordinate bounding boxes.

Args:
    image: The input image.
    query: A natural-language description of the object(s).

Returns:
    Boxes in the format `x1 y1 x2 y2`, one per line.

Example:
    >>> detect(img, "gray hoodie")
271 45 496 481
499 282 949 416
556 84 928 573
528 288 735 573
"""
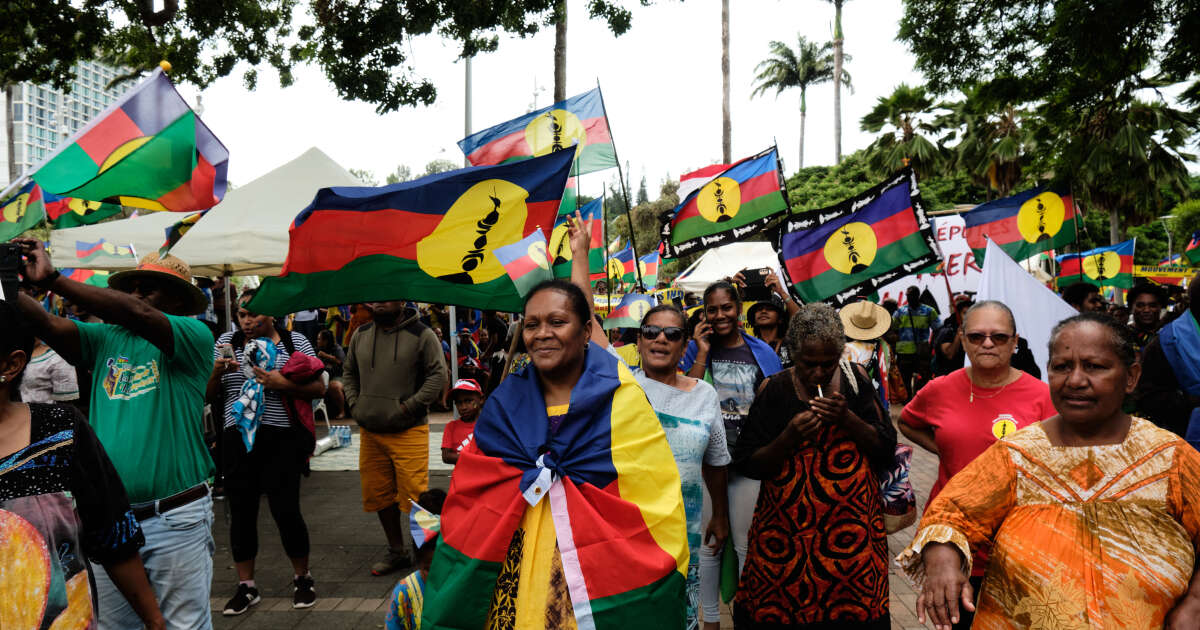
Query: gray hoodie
343 310 448 433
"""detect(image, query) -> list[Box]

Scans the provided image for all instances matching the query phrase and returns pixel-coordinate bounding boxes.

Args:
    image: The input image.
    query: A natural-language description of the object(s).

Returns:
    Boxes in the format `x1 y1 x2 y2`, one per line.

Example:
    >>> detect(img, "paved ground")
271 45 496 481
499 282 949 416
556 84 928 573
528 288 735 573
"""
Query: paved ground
210 408 938 629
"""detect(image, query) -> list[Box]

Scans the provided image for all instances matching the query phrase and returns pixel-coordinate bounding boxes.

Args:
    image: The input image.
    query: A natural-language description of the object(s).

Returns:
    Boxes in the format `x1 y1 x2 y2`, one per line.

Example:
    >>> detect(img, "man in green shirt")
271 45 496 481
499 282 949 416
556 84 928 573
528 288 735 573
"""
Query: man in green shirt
16 239 217 630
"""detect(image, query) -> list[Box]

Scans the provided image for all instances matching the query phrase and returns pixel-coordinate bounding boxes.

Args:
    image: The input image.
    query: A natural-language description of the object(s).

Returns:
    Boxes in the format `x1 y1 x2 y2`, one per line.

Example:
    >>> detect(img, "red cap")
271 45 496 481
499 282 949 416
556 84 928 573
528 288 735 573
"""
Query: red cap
451 379 483 395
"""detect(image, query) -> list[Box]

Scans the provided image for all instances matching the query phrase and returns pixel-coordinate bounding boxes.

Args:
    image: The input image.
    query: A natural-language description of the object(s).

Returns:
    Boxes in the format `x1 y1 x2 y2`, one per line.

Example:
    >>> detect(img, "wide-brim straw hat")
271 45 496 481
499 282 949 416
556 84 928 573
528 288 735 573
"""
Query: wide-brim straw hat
108 252 209 316
840 300 891 341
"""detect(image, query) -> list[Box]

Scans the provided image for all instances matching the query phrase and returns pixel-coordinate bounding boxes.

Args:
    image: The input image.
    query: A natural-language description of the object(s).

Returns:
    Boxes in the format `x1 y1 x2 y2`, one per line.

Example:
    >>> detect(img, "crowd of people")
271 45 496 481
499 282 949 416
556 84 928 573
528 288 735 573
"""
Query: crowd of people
7 225 1200 630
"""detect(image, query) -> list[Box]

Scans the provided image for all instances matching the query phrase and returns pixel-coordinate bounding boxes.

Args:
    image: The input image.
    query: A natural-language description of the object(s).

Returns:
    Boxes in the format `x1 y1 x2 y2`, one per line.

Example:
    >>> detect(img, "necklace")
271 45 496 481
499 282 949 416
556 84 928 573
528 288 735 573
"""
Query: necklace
968 370 1017 403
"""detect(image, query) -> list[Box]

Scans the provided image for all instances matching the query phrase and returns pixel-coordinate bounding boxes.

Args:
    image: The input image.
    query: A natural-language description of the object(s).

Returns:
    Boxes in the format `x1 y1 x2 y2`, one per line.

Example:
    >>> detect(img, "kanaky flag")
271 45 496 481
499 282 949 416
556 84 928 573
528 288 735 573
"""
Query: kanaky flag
677 162 730 200
159 210 208 257
0 181 47 240
247 148 575 316
44 191 123 228
74 238 136 264
423 347 687 629
409 500 441 548
548 197 605 277
492 229 553 297
639 251 660 288
1184 231 1200 265
458 87 616 176
962 185 1077 264
612 245 637 285
776 168 938 305
661 148 789 258
604 292 656 330
32 69 228 213
1056 239 1135 289
62 268 111 287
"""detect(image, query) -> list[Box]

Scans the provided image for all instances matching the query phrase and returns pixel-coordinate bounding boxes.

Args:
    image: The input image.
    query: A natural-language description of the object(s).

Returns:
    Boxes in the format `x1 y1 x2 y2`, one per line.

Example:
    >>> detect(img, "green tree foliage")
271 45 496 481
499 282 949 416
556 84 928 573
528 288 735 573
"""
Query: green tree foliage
421 159 458 177
0 1 652 111
348 168 378 185
636 175 649 205
751 35 848 169
935 83 1039 199
898 0 1200 243
784 150 985 213
859 83 943 178
385 165 412 185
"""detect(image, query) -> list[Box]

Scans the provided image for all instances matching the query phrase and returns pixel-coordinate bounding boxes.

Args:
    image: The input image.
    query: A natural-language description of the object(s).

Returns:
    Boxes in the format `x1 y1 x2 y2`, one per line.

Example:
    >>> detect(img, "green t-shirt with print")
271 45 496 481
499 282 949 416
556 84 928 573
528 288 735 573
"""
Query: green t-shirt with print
77 315 215 503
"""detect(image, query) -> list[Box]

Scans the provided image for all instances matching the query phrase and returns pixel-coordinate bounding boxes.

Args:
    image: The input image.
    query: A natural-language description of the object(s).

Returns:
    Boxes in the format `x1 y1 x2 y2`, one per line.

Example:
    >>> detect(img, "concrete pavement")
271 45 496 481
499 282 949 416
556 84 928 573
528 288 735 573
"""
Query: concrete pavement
210 409 938 629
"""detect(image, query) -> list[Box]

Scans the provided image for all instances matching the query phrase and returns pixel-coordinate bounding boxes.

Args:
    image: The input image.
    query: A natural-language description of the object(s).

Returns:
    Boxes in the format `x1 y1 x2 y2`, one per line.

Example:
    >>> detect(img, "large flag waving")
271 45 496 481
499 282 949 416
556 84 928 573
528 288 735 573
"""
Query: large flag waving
776 168 938 304
962 184 1077 263
423 346 687 629
0 181 47 241
32 68 229 212
458 87 616 176
247 148 576 316
660 148 789 258
1056 239 1135 288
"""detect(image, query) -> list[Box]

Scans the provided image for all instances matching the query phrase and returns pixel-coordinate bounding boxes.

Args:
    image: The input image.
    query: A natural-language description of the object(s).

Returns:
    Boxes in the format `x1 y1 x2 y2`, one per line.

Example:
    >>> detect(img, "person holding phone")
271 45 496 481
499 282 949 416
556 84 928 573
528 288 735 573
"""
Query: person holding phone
735 269 800 368
681 280 782 627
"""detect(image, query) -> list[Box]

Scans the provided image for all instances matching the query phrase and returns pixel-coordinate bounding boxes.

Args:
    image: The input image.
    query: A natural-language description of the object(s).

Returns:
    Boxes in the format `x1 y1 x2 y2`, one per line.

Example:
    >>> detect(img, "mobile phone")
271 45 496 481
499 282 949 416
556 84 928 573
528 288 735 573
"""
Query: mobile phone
740 267 773 302
218 344 236 360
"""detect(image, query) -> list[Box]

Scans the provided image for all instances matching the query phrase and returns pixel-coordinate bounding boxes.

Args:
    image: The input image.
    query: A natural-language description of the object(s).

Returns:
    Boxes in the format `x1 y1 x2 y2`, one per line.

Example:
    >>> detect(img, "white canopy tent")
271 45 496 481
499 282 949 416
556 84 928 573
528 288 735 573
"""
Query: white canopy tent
673 242 785 296
51 147 363 277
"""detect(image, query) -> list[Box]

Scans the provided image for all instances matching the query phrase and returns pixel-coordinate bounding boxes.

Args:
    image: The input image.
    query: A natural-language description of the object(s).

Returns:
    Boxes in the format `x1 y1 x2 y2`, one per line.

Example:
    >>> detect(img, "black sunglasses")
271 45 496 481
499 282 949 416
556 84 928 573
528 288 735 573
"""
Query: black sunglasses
964 332 1014 345
640 325 685 342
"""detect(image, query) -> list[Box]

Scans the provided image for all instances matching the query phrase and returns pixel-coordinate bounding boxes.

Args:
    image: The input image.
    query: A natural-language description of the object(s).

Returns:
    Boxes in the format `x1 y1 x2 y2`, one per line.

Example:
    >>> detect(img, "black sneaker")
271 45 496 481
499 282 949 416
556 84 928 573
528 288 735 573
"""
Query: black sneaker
222 583 260 616
293 574 316 609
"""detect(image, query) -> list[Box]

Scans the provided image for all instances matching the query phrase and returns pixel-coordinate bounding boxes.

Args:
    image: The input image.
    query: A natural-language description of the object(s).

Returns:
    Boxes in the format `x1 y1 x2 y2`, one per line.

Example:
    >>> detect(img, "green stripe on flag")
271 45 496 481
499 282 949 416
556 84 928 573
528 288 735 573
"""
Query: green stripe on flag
670 191 788 244
250 254 527 316
590 570 686 630
792 232 932 303
55 111 198 203
423 541 503 630
1057 271 1133 289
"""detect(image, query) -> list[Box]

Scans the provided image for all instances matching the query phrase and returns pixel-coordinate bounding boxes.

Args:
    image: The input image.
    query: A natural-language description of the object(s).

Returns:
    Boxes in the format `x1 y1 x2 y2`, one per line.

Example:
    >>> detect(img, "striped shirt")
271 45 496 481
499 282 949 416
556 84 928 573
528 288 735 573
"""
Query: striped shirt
215 331 315 429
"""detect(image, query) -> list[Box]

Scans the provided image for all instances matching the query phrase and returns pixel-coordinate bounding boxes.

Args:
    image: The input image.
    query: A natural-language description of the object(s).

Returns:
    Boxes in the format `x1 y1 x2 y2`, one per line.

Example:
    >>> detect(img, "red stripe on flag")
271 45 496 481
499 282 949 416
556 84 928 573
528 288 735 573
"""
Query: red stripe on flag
158 153 218 212
505 254 542 278
1057 254 1133 279
965 195 1077 250
571 481 680 599
784 208 919 279
439 448 528 563
672 170 778 224
282 201 558 275
468 116 612 165
76 108 142 166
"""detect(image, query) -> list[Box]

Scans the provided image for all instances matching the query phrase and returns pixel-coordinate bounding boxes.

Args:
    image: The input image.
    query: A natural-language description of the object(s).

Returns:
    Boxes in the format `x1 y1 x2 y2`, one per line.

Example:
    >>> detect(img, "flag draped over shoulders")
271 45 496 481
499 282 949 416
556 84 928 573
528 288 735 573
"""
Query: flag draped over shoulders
423 344 688 630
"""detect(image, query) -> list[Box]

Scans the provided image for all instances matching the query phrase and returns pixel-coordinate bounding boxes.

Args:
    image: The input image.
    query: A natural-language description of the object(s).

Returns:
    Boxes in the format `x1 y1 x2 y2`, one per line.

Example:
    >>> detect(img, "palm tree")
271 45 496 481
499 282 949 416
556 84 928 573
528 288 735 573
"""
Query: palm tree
751 36 850 169
823 0 851 164
553 0 566 102
937 84 1038 198
860 83 944 177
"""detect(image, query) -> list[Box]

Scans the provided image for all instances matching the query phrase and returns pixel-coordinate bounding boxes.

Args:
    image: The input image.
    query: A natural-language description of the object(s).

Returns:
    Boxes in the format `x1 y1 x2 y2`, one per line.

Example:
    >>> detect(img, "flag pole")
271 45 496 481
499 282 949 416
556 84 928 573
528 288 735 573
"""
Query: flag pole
595 80 644 290
603 190 613 314
1070 182 1085 287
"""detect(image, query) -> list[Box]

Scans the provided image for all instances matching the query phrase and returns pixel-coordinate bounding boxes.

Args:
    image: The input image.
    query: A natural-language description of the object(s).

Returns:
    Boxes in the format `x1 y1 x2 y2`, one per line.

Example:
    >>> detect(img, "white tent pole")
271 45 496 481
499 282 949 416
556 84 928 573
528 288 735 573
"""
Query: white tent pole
223 266 234 332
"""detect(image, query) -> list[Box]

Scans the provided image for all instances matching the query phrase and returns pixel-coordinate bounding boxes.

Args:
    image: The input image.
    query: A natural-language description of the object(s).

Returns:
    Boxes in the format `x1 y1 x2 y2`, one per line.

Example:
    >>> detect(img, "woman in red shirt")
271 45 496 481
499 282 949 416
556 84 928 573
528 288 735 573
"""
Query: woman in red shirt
899 300 1054 630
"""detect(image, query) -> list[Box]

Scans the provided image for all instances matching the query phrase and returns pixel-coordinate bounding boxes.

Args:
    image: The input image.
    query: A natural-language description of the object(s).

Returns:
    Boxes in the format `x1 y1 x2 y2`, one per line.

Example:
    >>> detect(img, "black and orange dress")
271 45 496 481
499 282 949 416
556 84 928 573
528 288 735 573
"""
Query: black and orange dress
732 366 895 629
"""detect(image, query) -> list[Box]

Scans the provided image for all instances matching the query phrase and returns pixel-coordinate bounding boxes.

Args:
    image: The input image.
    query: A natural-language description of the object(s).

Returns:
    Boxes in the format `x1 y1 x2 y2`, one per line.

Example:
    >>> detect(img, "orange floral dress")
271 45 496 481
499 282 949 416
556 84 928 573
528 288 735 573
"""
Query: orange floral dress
897 418 1200 629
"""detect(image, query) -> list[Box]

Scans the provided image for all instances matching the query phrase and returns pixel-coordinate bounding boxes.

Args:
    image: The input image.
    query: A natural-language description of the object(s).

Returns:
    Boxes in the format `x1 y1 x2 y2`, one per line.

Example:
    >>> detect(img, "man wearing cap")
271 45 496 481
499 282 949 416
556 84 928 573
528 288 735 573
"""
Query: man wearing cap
441 379 484 465
15 239 217 630
343 300 447 576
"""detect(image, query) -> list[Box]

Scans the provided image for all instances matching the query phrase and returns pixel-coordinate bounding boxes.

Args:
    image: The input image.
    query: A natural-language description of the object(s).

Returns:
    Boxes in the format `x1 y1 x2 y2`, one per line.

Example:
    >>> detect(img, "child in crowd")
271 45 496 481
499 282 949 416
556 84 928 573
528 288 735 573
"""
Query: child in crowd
441 379 484 465
384 489 445 630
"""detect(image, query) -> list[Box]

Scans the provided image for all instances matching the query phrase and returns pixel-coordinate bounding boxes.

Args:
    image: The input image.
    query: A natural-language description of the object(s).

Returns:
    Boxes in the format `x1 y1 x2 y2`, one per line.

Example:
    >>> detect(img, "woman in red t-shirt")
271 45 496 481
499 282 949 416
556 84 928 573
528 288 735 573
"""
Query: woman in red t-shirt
899 300 1054 630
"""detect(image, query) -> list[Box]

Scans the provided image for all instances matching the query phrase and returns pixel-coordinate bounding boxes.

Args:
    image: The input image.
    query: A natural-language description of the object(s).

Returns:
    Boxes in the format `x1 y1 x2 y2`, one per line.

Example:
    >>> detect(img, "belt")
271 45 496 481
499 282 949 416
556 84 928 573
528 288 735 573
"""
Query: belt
132 484 209 521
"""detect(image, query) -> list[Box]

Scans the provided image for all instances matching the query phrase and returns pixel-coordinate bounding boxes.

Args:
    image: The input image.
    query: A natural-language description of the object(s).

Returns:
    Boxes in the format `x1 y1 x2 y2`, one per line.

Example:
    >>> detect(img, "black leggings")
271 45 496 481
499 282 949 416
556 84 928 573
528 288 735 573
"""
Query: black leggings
222 425 310 562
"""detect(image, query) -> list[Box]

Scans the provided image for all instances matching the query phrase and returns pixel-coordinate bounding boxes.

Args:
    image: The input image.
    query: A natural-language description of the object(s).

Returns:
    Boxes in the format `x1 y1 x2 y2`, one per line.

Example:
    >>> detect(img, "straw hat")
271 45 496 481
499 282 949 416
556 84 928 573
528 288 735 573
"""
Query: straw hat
839 300 891 341
108 252 209 316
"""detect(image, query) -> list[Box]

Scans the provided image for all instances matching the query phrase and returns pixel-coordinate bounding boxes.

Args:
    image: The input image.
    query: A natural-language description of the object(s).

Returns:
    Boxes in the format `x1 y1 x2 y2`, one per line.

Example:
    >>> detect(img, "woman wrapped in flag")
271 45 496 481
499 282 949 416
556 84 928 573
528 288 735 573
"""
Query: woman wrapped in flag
421 248 689 627
562 213 732 630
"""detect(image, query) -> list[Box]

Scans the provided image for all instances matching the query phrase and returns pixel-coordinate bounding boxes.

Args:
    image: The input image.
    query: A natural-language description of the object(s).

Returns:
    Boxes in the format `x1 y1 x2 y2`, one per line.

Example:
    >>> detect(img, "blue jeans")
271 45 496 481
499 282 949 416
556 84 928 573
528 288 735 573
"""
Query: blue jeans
94 492 215 630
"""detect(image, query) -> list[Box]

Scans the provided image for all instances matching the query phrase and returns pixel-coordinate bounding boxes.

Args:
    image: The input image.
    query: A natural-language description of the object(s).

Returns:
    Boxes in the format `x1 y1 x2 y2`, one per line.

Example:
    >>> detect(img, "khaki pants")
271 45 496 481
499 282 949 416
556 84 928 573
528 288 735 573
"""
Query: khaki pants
358 424 430 513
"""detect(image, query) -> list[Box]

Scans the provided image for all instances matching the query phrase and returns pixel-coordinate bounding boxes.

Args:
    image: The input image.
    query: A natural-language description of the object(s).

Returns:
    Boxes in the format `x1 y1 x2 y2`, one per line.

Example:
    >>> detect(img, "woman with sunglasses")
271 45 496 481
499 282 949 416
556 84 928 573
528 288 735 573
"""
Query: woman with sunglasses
564 215 731 630
898 300 1054 629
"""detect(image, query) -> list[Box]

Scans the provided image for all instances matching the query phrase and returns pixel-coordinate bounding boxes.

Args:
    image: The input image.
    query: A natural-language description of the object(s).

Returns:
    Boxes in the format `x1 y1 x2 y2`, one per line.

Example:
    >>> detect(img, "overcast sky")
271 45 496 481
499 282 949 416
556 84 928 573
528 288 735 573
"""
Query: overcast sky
175 0 926 200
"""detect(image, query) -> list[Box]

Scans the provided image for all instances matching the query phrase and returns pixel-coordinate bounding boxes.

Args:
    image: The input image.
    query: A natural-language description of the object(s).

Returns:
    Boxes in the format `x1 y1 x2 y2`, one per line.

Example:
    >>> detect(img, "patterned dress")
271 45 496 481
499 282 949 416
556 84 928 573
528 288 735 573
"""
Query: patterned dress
898 418 1200 629
0 403 144 629
732 367 895 629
